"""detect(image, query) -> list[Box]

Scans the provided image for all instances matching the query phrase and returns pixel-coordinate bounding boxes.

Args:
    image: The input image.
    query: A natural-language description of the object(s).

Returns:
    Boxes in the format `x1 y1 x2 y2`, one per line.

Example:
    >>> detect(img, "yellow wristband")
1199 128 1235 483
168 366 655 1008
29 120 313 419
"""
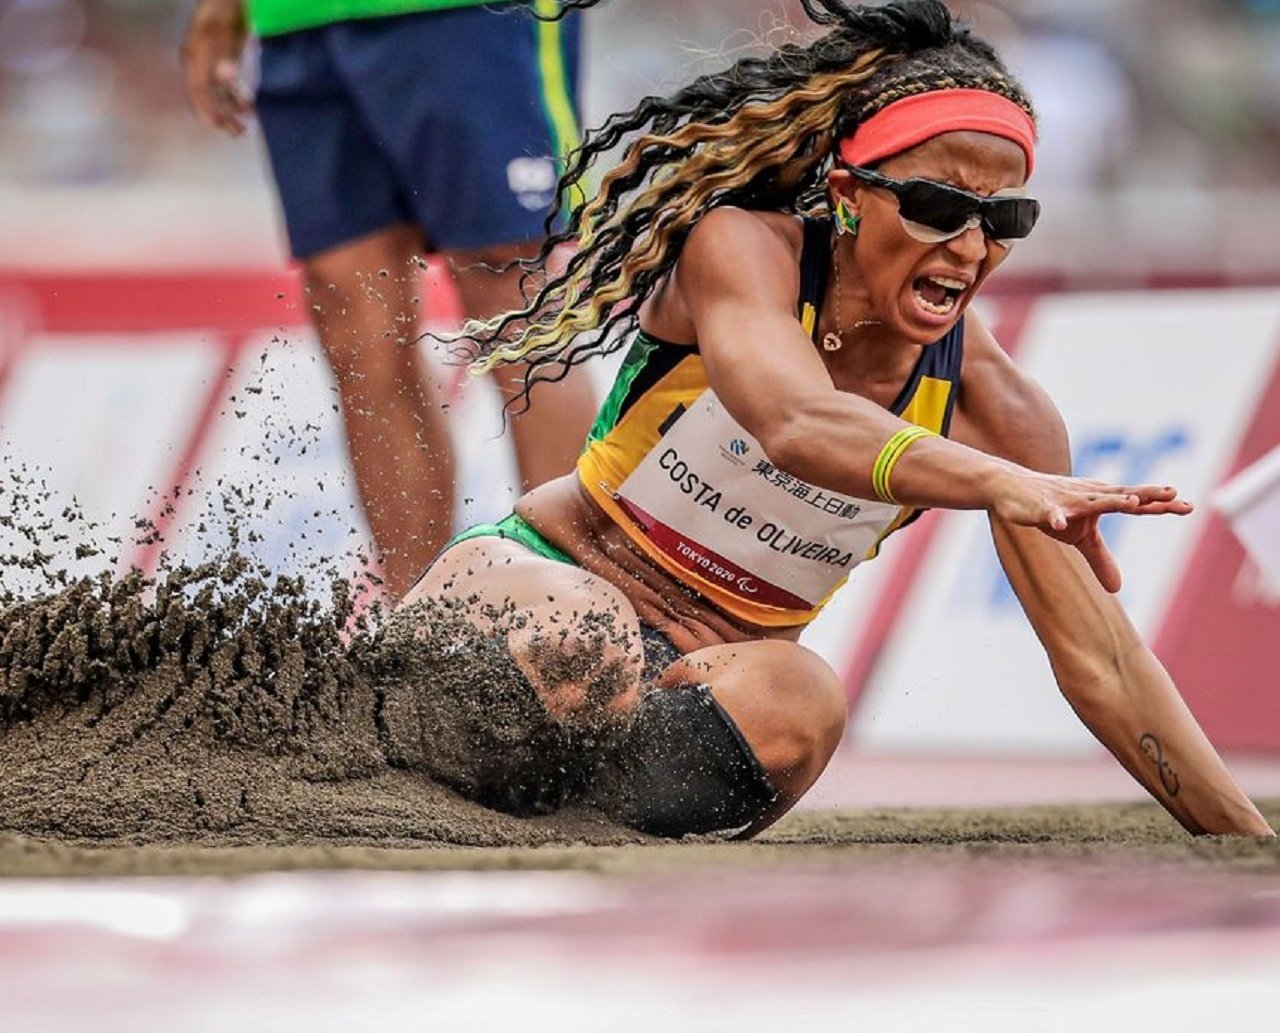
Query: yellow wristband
872 425 936 505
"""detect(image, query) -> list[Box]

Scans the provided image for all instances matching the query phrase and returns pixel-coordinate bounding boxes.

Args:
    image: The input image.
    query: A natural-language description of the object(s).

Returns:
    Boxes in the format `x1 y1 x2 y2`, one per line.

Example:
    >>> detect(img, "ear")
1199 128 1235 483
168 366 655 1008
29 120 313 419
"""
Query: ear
827 167 863 218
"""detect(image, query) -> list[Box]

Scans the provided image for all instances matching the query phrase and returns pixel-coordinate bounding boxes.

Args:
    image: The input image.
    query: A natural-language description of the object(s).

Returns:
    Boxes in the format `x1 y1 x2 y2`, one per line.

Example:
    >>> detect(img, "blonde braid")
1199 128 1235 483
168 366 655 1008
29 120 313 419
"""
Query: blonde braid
468 52 886 374
450 0 1035 413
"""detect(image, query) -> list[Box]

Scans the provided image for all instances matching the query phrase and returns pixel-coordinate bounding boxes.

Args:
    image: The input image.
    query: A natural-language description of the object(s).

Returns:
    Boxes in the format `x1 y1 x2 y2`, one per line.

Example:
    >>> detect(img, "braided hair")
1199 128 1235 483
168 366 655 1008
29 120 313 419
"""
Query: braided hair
470 0 1034 404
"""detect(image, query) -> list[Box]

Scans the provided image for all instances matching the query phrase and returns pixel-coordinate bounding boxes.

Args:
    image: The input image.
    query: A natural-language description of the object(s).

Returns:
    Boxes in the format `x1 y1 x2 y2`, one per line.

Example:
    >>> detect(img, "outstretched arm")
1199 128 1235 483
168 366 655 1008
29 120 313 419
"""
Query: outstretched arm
992 517 1272 835
681 208 1186 591
951 322 1272 835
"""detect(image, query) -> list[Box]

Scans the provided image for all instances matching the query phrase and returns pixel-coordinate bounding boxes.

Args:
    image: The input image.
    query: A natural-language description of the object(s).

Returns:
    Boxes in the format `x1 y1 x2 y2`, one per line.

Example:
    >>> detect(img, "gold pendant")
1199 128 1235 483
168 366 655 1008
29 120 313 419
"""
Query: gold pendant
822 331 843 352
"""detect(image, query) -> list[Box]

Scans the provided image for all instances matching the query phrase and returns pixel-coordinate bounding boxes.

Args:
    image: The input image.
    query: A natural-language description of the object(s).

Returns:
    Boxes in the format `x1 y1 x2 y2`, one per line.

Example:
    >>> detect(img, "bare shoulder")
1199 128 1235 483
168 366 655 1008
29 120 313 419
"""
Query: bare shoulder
676 208 802 300
953 310 1072 475
685 206 802 255
649 208 803 340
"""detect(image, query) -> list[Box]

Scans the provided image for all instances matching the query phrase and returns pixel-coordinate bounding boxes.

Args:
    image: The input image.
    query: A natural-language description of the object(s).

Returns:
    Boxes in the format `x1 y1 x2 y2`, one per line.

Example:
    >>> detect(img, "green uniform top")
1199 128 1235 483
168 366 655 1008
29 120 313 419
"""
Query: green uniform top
246 0 520 39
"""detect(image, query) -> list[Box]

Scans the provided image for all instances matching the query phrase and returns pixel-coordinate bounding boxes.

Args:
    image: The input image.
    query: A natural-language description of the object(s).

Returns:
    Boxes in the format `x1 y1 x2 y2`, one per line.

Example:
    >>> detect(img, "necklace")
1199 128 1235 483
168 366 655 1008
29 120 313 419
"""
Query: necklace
821 238 881 352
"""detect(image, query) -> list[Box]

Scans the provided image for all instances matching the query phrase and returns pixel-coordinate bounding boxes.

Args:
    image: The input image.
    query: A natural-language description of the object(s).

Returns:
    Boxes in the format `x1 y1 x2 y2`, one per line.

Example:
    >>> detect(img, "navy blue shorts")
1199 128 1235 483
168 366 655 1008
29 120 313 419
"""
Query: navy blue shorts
255 4 581 259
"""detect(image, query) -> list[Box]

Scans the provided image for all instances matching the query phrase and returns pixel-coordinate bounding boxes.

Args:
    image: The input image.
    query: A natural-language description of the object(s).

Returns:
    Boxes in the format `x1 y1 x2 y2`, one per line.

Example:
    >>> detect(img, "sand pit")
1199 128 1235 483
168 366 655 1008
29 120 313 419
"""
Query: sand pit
0 800 1276 879
0 545 657 856
1 453 1276 882
1 547 1277 880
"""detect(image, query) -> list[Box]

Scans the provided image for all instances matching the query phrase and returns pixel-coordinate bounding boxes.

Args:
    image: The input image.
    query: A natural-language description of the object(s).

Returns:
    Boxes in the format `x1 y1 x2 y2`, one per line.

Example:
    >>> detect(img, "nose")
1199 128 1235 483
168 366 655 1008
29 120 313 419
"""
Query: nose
944 222 988 263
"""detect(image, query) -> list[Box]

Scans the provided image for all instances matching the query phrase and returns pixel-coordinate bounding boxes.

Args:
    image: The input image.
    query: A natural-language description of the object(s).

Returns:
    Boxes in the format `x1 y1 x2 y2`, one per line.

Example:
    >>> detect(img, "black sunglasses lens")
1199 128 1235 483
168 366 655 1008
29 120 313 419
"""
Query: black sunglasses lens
983 197 1040 241
895 181 974 235
901 184 1041 241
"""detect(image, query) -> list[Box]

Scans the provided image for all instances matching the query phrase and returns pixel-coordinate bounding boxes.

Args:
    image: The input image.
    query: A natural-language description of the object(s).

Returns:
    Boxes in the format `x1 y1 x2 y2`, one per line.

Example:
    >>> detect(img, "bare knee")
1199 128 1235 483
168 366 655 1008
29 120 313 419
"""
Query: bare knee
508 603 645 724
758 649 845 780
686 643 846 806
304 225 421 285
322 336 427 395
447 243 537 320
448 241 538 272
301 233 424 381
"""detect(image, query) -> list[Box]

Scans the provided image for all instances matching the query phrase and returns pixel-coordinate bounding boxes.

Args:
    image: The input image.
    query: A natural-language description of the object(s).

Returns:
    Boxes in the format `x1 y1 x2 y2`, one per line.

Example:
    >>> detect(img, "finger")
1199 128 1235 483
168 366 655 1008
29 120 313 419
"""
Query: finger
204 61 249 135
213 92 247 136
1124 484 1193 515
213 59 252 112
1118 484 1183 505
183 69 242 135
1130 498 1195 516
1076 526 1123 594
1064 491 1140 519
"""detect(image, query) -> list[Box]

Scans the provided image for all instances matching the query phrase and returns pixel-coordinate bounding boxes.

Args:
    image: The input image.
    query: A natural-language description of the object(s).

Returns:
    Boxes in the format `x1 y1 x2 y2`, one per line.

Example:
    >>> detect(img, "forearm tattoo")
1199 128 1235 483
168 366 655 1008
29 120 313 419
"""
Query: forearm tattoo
1139 733 1181 797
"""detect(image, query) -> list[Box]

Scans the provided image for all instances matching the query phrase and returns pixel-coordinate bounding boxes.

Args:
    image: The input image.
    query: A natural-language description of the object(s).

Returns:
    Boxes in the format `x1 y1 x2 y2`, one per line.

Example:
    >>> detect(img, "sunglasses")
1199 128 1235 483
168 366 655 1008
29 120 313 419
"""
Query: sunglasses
841 164 1041 247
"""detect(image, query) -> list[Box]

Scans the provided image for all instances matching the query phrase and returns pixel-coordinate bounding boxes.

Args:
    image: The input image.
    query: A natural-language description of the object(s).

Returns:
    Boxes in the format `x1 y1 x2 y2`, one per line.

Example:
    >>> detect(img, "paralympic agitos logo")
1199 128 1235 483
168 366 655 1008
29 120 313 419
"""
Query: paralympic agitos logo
720 437 750 463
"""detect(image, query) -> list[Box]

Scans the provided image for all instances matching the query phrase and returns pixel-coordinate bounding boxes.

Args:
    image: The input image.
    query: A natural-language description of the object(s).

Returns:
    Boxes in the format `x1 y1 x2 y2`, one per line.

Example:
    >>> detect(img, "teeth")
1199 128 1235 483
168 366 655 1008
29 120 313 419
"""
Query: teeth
928 276 968 290
914 289 957 316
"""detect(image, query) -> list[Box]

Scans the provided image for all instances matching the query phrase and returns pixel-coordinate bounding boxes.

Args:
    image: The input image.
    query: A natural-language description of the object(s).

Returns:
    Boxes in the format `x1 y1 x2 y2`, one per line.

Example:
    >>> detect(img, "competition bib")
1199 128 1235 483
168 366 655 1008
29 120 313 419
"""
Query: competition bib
612 390 903 610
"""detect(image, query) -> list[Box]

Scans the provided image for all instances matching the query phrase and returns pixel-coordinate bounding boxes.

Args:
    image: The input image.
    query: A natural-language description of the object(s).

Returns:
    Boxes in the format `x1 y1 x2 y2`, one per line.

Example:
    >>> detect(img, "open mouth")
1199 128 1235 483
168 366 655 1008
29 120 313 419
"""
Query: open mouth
911 275 967 317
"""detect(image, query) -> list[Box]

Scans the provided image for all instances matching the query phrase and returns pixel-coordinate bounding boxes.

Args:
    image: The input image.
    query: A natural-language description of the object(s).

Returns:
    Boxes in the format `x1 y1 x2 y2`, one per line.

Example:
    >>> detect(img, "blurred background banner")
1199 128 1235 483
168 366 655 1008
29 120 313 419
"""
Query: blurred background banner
1214 444 1280 595
834 289 1280 755
5 0 1280 277
1 0 1278 754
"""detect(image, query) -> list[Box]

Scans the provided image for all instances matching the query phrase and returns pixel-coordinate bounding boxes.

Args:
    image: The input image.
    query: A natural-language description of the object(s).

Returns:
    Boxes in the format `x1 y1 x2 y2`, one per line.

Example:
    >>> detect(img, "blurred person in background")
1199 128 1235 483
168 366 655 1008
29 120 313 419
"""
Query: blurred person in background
180 0 598 599
392 0 1273 840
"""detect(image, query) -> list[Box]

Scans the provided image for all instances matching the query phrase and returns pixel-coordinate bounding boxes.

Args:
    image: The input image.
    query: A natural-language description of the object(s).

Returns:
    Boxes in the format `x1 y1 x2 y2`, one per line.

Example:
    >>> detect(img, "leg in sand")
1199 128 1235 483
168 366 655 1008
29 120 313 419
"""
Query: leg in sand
304 225 456 600
404 536 646 723
402 541 845 837
449 242 598 493
654 643 848 838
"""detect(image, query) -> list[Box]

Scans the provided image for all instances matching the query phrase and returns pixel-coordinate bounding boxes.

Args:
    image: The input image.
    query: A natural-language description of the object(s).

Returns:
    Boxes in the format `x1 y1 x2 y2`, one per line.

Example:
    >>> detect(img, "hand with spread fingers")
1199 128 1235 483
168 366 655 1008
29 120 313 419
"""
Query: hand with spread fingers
989 476 1192 592
181 0 252 137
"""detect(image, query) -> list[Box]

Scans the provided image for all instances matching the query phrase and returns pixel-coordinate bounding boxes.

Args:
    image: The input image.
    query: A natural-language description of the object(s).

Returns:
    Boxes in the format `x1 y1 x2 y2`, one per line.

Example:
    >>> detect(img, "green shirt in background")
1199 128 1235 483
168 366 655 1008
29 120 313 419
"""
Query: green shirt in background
246 0 520 39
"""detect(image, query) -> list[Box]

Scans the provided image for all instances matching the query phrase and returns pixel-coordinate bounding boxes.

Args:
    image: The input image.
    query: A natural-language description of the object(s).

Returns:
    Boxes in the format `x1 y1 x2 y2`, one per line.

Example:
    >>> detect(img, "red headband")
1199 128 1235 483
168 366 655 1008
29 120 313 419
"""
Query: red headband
838 88 1036 178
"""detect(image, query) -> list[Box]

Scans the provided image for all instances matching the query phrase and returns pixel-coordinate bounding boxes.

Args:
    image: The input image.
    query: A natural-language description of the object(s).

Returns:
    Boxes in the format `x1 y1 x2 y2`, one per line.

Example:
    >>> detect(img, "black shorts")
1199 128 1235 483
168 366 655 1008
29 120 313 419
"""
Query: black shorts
638 623 681 682
585 673 779 839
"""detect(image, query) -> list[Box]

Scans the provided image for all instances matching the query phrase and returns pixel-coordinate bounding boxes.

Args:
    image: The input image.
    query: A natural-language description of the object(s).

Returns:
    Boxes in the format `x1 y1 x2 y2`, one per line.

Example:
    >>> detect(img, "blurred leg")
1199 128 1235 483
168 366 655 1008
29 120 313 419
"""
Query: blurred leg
448 242 597 491
304 224 456 599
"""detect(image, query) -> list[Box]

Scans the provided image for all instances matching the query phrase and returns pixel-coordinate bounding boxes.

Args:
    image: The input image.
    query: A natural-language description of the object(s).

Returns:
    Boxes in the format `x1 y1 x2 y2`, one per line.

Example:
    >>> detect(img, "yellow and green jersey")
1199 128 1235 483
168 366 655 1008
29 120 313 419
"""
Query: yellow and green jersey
577 217 965 628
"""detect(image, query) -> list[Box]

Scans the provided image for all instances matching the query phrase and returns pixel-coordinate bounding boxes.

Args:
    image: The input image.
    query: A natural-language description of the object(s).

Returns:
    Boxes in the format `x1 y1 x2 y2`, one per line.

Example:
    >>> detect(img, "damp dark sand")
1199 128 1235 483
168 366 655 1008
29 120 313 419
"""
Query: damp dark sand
2 801 1279 879
0 553 651 864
